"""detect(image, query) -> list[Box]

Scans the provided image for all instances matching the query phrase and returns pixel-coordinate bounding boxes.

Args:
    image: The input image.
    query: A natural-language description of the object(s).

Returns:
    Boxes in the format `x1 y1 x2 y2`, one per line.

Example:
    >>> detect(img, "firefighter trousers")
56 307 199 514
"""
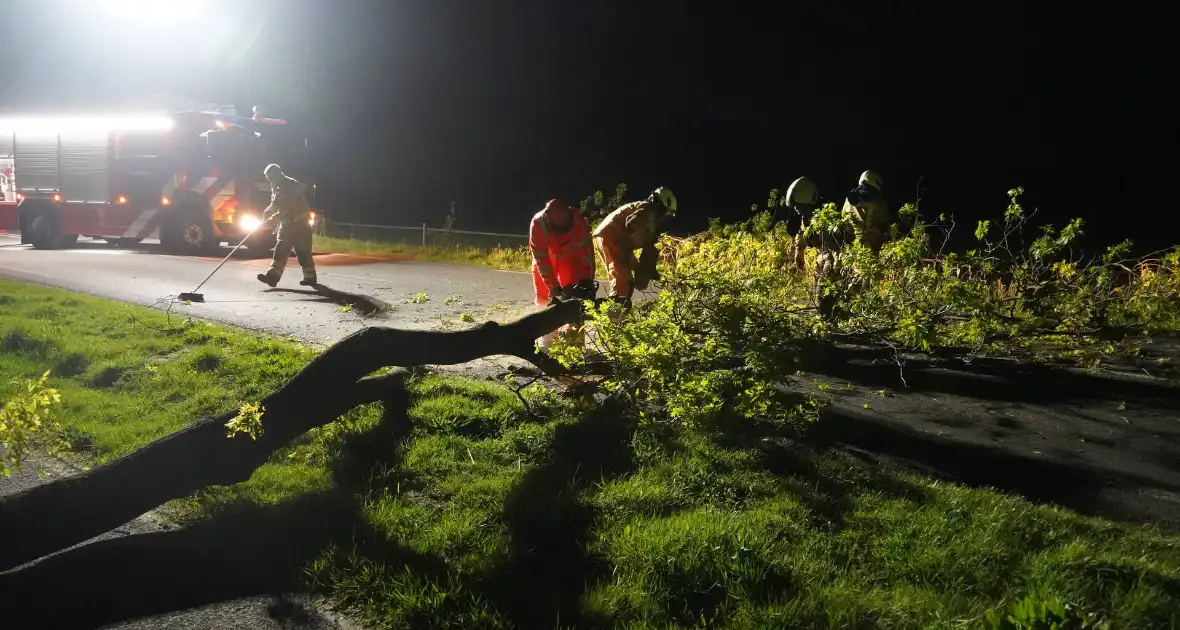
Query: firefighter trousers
266 220 317 282
593 235 634 303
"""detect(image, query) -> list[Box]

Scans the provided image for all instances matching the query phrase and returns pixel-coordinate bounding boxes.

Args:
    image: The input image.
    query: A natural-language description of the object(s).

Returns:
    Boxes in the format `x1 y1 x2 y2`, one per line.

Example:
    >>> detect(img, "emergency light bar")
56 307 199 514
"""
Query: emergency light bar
0 116 175 135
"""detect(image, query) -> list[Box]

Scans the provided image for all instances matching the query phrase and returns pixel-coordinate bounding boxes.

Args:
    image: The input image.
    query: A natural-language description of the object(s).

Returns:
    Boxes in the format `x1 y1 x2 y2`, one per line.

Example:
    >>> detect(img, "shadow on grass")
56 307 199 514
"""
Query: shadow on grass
707 405 931 532
0 382 647 628
265 284 391 316
0 388 433 630
477 401 637 628
0 490 431 630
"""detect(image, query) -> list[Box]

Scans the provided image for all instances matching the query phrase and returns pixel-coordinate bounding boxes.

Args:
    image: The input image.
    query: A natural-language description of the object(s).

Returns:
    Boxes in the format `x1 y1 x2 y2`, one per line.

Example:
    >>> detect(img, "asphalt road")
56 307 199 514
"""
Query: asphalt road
0 233 547 376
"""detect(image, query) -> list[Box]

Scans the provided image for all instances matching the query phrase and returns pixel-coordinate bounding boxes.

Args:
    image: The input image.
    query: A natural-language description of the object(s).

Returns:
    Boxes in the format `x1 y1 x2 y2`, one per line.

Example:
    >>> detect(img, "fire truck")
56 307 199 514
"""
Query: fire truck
0 106 316 254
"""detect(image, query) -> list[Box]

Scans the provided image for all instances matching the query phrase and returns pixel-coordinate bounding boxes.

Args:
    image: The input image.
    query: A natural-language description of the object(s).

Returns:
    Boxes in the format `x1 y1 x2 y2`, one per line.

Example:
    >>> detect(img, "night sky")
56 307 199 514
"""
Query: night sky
0 1 1166 249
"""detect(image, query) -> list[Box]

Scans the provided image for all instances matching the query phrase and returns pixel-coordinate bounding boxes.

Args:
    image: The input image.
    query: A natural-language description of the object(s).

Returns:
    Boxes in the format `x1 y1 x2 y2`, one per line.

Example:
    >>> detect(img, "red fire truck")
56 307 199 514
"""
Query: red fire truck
0 107 316 254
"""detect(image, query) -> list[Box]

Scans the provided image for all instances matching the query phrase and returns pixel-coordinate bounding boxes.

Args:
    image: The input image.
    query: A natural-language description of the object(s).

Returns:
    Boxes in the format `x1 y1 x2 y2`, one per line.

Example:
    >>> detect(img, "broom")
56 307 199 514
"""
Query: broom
177 219 269 303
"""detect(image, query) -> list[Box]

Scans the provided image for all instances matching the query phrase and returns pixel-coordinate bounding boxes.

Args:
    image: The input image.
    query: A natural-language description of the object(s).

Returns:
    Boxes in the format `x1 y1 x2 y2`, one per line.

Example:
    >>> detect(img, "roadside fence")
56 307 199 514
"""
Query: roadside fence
322 220 528 251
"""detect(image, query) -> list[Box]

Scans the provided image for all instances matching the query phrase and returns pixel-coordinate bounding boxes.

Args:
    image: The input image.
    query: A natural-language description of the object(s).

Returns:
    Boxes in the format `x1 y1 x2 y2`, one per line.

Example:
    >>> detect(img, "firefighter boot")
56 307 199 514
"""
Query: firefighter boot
256 273 279 288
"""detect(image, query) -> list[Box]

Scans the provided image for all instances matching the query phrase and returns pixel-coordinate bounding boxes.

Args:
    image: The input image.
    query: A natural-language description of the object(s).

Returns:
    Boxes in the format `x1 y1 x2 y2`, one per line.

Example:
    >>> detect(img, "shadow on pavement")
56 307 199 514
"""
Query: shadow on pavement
801 405 1180 529
265 283 391 316
800 343 1180 410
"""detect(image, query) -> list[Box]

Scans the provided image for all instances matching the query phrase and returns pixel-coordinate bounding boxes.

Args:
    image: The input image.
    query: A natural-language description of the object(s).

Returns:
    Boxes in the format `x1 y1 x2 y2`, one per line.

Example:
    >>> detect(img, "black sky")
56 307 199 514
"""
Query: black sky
0 1 1167 248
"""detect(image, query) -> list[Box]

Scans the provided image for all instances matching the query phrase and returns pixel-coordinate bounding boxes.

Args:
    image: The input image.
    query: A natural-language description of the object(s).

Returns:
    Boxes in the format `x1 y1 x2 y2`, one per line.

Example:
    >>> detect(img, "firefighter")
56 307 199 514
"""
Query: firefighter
842 170 890 252
530 198 596 350
785 176 822 269
592 186 677 308
806 170 890 319
530 198 595 307
256 163 317 288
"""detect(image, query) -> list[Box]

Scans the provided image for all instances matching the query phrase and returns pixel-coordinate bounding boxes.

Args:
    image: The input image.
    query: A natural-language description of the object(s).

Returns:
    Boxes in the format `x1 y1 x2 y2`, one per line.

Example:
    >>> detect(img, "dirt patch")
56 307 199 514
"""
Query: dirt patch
1 330 54 356
192 350 222 373
52 352 91 378
89 365 132 389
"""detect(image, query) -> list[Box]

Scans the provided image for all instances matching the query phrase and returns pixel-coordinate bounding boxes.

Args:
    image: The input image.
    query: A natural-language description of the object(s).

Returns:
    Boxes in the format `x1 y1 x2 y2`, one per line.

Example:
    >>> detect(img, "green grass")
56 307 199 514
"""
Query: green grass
0 279 316 462
2 278 1179 628
315 235 533 272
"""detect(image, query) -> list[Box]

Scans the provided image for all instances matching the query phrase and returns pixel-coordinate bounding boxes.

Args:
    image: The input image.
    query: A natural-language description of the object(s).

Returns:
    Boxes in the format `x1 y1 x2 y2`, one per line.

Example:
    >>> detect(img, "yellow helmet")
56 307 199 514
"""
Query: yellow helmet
785 176 819 207
652 186 678 213
858 170 883 190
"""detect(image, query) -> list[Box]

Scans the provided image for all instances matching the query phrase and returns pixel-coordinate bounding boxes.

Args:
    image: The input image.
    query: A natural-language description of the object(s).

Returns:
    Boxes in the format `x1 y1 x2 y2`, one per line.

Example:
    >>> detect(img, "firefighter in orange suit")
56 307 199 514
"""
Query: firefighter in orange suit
530 198 595 306
530 198 596 350
592 187 677 308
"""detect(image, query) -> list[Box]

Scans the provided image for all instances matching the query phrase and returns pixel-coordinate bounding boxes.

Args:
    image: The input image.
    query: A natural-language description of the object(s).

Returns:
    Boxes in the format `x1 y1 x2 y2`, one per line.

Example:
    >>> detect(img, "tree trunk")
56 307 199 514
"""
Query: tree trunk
0 302 582 571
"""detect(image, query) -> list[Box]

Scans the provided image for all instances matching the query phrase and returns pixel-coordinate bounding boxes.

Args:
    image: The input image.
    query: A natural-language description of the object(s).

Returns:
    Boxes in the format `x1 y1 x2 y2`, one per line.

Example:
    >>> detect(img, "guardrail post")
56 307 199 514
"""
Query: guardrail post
422 223 427 247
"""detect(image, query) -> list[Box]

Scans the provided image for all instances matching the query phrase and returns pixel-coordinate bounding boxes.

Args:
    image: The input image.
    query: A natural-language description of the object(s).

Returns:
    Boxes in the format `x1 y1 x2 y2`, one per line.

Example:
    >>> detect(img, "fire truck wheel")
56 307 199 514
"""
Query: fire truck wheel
163 211 216 255
24 207 75 249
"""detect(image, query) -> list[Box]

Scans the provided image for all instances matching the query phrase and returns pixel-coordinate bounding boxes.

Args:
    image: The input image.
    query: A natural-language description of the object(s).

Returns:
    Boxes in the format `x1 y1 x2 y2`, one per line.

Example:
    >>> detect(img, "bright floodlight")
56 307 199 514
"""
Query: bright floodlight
100 0 200 23
0 116 176 135
238 214 263 232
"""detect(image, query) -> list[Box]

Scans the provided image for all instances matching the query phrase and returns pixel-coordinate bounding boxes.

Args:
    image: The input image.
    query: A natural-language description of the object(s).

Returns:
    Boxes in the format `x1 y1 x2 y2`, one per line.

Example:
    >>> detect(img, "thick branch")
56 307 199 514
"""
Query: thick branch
0 302 583 571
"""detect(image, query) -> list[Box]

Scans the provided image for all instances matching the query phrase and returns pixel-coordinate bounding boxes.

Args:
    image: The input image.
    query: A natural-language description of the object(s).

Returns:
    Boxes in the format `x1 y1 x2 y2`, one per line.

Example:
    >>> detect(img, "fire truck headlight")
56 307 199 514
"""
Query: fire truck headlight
239 214 263 232
308 211 316 227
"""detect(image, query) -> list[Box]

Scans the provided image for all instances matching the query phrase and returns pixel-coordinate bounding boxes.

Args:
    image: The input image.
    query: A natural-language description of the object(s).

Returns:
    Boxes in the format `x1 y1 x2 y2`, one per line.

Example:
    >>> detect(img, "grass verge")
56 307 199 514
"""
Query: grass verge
314 235 533 272
2 278 1179 628
315 234 613 280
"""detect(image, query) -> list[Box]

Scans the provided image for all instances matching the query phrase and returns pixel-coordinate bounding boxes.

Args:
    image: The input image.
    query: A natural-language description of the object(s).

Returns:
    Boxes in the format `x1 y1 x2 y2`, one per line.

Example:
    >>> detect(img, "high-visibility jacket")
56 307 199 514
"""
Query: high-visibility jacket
529 208 594 296
592 200 668 299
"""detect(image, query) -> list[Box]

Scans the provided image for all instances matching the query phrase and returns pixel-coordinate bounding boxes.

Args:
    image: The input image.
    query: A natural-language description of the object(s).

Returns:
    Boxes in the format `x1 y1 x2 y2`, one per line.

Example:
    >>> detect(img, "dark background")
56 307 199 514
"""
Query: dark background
0 1 1165 248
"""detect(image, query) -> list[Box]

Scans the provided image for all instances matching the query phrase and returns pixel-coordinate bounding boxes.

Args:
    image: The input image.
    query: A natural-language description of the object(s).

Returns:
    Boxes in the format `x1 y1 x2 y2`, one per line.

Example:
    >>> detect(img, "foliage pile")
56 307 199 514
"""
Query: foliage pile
551 186 1180 432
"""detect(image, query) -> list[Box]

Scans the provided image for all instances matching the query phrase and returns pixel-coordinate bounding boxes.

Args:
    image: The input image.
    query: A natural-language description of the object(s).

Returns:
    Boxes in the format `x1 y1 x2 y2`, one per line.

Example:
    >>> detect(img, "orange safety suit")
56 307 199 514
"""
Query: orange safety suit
591 200 664 301
529 207 595 306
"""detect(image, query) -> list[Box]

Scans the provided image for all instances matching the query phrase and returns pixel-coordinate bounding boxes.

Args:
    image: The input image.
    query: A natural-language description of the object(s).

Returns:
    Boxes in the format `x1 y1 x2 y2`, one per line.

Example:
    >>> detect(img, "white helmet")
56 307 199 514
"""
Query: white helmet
859 170 883 190
785 176 819 207
653 186 678 213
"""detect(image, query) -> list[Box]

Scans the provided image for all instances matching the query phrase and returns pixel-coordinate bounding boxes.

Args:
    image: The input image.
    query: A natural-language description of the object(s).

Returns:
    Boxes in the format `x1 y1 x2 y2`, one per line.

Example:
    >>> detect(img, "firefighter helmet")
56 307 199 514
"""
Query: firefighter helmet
859 170 883 190
653 187 678 213
785 176 820 208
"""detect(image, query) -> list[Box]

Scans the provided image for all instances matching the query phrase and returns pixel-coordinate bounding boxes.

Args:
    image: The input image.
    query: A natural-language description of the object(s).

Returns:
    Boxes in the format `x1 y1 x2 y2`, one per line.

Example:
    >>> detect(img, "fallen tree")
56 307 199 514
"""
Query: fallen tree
0 301 583 572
